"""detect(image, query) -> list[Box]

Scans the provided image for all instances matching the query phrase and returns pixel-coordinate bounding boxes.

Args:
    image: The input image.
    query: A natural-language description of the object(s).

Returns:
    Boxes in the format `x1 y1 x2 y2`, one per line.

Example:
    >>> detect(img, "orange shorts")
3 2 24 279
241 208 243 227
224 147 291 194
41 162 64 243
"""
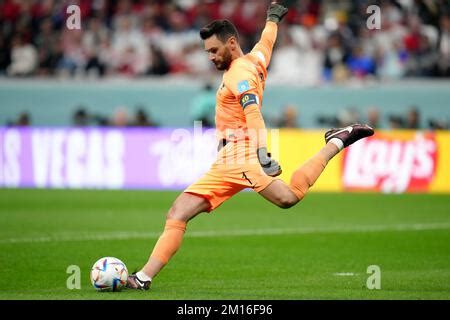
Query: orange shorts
184 141 276 212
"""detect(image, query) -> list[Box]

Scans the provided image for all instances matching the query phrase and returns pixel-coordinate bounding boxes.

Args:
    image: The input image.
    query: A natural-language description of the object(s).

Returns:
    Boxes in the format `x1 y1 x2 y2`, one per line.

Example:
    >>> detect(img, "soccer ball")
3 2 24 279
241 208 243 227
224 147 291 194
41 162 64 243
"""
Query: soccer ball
90 257 128 292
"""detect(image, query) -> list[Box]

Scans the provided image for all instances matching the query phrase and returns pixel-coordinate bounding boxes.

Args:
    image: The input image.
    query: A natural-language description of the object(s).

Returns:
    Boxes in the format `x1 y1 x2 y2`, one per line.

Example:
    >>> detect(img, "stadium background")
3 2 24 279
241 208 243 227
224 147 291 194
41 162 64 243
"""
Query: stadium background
0 0 449 300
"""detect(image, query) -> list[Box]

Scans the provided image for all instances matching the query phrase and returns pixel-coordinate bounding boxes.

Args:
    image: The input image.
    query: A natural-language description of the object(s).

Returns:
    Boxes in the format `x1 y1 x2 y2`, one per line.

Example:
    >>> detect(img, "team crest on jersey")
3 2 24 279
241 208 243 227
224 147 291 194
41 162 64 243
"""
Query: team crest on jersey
237 80 250 93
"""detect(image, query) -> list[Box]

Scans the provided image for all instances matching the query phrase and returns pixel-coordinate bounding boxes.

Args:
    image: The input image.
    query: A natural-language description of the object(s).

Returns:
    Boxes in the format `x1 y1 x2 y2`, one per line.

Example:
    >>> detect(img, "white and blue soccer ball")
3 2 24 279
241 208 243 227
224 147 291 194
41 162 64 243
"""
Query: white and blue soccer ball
90 257 128 292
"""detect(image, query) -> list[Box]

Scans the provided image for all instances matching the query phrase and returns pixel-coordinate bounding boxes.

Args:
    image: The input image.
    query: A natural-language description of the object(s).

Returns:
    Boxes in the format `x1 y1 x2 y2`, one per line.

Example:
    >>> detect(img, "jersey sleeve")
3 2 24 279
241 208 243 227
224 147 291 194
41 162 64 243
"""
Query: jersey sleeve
244 104 267 148
224 61 259 99
250 21 278 68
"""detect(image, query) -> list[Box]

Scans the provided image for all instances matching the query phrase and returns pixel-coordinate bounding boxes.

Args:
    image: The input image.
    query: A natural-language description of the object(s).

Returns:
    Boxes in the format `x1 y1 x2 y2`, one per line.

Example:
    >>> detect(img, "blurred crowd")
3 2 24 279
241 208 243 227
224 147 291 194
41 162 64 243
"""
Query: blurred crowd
189 81 449 130
71 105 159 126
0 0 449 83
315 105 449 130
6 105 159 127
7 102 449 130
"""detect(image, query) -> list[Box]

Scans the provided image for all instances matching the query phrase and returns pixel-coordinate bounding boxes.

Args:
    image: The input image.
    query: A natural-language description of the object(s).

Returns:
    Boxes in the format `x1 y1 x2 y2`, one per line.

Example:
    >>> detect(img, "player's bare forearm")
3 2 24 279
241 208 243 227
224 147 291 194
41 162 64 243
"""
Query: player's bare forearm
251 21 278 68
261 21 278 53
252 3 288 67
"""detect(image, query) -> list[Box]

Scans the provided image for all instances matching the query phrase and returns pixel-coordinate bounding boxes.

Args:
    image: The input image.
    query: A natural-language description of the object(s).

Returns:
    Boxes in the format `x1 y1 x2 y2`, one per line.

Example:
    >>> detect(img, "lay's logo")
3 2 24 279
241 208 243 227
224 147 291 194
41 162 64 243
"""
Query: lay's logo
342 133 438 193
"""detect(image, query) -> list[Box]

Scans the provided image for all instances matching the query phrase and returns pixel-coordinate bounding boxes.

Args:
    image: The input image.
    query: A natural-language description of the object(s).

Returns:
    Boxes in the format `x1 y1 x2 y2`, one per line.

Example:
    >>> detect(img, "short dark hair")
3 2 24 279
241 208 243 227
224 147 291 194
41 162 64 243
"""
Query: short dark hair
199 19 239 42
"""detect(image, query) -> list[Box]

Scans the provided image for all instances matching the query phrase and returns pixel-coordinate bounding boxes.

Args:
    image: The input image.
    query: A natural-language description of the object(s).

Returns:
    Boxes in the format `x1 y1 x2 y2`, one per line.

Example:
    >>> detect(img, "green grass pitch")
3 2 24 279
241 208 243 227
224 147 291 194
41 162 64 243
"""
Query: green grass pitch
0 189 449 300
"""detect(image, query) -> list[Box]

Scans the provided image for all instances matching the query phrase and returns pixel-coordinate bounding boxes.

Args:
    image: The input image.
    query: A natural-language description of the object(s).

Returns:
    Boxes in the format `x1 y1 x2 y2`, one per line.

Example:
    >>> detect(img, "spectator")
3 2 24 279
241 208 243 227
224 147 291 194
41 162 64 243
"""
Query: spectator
57 29 86 77
0 34 11 75
110 107 130 127
367 107 381 129
388 115 405 129
429 118 449 130
323 32 350 82
182 42 212 75
7 35 38 76
16 112 31 126
97 37 116 76
316 114 339 128
131 108 158 127
405 107 421 129
437 14 450 77
82 16 110 77
337 107 360 127
346 45 376 79
92 113 109 127
375 41 407 79
270 29 307 84
406 33 439 76
7 112 31 126
141 17 164 44
72 107 90 127
34 17 60 76
0 0 448 81
112 15 149 76
146 45 170 76
270 22 323 85
275 105 299 128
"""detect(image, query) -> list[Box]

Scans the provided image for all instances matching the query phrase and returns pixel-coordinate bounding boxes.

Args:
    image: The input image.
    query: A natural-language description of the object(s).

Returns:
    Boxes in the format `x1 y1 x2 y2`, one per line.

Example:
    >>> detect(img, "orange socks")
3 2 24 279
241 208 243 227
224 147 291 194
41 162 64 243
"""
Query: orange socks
150 219 187 264
289 153 328 201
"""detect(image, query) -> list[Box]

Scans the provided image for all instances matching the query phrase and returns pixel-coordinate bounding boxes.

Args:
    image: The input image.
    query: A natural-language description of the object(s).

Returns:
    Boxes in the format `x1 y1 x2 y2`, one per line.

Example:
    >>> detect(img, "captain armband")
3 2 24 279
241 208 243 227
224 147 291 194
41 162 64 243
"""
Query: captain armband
240 93 260 109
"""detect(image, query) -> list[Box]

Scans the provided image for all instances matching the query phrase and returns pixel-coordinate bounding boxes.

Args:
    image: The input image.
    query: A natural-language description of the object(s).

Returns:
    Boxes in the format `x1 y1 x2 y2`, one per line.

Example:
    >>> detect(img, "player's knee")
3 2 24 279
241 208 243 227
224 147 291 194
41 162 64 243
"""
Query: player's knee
279 199 296 209
166 204 188 221
277 194 298 209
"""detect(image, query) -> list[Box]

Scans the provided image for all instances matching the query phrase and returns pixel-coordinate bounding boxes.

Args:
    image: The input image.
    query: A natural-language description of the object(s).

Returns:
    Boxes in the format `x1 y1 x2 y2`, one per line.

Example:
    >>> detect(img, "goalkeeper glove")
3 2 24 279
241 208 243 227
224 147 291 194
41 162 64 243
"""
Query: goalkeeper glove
257 147 282 177
266 2 288 24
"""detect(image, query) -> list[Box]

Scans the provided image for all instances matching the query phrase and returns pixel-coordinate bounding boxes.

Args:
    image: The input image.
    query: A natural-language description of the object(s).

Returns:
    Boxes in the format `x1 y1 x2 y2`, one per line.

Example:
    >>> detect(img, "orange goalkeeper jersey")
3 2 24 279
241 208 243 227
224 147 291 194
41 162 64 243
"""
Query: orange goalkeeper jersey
215 21 278 143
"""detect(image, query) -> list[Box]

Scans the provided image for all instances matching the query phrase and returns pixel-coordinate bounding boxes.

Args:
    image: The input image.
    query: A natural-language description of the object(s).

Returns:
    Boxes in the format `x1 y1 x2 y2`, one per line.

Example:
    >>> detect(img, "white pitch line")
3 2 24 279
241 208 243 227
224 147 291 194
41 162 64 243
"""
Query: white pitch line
0 222 449 244
333 273 358 276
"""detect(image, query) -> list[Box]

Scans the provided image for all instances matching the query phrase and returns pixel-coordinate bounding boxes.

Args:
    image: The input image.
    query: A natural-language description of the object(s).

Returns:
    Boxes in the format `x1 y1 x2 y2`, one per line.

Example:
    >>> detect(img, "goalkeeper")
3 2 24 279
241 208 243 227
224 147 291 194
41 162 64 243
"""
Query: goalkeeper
127 2 373 290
